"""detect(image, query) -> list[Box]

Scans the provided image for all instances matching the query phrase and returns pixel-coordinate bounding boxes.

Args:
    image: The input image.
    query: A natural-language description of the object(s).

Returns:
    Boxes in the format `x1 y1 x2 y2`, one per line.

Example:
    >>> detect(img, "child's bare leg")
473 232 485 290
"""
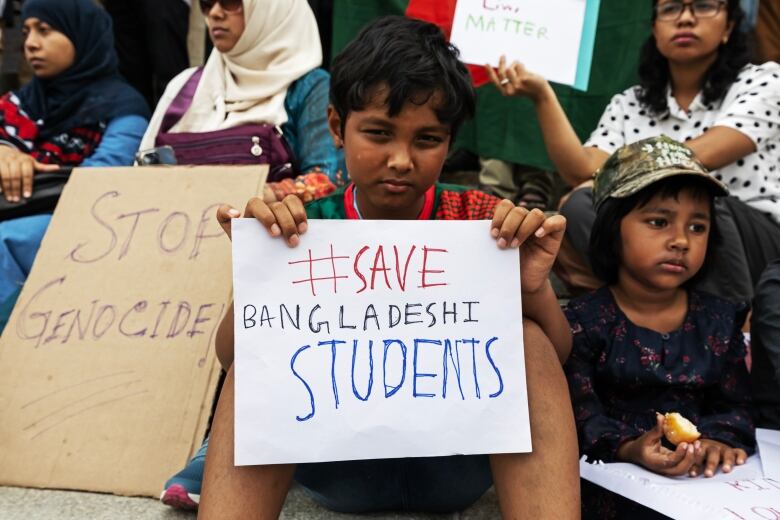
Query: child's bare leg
198 365 296 520
489 318 580 519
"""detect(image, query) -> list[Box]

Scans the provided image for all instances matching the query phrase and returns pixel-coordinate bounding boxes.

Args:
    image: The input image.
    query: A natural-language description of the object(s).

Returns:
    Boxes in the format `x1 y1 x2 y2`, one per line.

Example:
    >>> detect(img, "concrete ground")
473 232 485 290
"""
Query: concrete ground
0 484 500 519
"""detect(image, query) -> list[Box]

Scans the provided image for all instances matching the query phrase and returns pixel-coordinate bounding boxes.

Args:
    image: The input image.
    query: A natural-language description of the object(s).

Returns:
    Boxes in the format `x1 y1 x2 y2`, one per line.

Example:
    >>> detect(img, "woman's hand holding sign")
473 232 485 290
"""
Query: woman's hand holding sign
485 55 551 103
484 55 610 187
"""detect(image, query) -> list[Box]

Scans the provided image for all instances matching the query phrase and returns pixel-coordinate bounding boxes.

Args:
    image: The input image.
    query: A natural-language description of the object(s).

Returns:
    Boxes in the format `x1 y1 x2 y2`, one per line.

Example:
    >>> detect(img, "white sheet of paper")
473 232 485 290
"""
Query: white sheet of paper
450 0 586 86
232 220 531 465
581 455 780 520
758 428 780 480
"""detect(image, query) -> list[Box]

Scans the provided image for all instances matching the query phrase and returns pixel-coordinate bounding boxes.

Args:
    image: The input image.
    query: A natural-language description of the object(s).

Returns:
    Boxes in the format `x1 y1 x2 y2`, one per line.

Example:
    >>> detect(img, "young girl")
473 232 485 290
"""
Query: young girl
564 136 755 516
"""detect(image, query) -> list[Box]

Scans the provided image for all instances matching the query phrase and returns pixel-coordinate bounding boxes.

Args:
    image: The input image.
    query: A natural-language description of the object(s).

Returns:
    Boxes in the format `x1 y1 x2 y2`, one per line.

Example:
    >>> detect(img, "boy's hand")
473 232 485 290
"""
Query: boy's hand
617 414 699 477
688 439 748 478
216 195 308 247
490 200 566 294
485 56 551 104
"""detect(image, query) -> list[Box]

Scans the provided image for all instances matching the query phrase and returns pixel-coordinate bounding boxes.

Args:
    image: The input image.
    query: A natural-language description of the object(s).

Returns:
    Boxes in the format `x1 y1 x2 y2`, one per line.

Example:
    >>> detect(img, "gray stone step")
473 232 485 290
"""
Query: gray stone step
0 485 500 519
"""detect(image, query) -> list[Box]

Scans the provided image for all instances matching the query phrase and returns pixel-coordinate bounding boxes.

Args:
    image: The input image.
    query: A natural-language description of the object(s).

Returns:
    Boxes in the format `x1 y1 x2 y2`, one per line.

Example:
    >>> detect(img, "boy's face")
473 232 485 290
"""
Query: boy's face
618 187 711 292
328 87 451 220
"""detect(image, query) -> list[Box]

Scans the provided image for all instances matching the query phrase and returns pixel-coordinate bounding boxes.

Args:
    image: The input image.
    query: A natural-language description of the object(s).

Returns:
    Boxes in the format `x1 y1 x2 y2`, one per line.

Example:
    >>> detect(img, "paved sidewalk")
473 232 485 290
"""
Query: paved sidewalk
0 485 500 519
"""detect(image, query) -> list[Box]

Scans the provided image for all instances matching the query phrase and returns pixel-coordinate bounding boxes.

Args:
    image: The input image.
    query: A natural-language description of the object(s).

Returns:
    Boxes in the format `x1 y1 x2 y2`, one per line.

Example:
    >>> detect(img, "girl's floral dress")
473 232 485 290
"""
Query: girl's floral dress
564 287 755 518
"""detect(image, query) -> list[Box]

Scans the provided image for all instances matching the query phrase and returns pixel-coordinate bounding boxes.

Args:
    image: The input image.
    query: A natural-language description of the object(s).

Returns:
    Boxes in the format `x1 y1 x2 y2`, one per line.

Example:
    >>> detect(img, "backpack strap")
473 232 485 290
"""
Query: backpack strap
159 67 205 133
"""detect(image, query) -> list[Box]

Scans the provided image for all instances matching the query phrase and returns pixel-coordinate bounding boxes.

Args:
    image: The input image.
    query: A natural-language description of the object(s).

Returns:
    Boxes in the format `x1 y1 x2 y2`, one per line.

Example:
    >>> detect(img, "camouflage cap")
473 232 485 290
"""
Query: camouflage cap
592 135 728 210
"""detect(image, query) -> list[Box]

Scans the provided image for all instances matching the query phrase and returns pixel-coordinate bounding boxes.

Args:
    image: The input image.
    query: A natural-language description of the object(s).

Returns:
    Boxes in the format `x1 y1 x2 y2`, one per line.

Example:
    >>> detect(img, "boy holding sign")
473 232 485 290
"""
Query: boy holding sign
200 17 579 519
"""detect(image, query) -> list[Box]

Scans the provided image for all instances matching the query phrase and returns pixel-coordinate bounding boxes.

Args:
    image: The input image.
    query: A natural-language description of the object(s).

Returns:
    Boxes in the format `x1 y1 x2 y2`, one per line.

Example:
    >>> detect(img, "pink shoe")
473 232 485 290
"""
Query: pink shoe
160 483 199 510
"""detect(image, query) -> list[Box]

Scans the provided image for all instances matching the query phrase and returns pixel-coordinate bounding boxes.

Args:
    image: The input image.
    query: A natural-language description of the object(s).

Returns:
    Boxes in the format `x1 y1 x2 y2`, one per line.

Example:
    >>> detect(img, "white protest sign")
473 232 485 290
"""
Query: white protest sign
758 428 780 480
450 0 601 90
581 453 780 520
232 219 530 465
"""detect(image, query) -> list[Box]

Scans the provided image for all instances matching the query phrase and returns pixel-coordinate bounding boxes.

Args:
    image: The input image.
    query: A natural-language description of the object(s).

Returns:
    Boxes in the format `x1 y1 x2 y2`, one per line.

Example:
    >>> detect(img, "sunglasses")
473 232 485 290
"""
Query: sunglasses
199 0 243 14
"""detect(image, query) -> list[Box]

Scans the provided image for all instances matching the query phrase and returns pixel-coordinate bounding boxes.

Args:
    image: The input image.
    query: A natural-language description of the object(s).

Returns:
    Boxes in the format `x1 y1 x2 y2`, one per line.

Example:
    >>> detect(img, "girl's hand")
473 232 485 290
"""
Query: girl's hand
617 413 699 477
485 56 551 103
688 439 749 478
0 145 60 202
216 195 307 247
490 201 566 295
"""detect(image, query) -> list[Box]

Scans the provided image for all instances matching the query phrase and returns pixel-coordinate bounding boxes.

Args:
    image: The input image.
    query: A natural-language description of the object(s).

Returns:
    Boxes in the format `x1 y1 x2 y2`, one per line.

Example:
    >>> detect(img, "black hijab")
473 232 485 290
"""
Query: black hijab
15 0 150 140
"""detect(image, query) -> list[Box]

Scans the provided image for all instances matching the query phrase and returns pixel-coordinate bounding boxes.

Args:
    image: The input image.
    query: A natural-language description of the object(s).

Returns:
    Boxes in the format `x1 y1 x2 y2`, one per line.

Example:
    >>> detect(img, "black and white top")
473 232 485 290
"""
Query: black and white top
586 62 780 223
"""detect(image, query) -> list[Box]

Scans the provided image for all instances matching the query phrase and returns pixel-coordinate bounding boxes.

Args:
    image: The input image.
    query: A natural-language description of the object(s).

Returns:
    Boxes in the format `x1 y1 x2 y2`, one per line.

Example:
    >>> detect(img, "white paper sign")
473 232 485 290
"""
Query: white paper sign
232 220 530 465
450 0 601 90
758 428 780 480
581 453 780 520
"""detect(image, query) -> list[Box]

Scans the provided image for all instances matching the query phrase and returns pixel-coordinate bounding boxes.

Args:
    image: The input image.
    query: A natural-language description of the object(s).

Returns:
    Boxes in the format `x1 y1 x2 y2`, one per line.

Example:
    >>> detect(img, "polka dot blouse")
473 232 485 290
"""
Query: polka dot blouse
585 62 780 223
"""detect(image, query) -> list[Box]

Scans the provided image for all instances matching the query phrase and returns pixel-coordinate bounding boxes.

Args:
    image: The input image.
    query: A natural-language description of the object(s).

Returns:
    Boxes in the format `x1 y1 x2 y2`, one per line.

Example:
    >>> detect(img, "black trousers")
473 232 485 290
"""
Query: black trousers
751 260 780 429
103 0 190 109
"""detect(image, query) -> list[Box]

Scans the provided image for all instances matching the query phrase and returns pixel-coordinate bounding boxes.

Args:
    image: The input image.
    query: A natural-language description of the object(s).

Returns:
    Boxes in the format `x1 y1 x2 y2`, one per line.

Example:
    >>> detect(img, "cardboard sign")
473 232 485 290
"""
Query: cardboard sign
449 0 601 90
581 429 780 520
0 166 266 497
232 219 530 465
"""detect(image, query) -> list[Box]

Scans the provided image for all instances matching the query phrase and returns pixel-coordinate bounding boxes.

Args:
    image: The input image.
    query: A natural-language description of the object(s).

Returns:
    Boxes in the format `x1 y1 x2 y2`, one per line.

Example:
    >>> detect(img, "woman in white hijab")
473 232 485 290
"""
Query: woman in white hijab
155 0 342 510
141 0 344 198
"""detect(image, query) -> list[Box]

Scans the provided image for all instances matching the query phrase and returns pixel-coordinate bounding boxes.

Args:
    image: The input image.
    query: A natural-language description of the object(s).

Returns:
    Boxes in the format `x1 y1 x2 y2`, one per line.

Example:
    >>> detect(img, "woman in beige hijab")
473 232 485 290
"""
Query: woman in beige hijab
141 0 344 196
156 0 341 509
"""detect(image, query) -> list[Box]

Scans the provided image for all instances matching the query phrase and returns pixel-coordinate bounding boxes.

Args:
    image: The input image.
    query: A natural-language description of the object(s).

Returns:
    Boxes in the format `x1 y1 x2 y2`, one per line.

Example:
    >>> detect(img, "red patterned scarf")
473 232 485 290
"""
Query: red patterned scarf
0 92 103 165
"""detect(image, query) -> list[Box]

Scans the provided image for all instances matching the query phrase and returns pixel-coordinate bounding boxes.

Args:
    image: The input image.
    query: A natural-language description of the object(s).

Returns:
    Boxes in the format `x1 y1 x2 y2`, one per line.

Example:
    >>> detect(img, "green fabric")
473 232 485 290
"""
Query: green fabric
304 183 471 220
332 0 411 54
331 0 653 170
305 186 348 219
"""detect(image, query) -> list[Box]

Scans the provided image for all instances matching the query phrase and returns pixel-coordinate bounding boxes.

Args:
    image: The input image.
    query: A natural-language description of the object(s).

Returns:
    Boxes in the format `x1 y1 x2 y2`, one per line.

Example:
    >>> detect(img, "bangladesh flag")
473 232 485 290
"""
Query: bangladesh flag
331 0 652 171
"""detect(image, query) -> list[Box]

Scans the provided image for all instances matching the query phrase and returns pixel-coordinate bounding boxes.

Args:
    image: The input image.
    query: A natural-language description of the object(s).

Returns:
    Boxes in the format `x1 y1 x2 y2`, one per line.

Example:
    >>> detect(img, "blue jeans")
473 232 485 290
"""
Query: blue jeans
0 214 51 302
295 455 492 514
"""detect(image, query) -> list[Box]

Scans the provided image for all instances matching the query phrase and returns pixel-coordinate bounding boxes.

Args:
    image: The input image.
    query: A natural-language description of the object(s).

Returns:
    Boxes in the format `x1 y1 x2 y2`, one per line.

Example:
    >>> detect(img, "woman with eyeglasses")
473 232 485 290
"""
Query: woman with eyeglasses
140 0 344 203
488 0 780 302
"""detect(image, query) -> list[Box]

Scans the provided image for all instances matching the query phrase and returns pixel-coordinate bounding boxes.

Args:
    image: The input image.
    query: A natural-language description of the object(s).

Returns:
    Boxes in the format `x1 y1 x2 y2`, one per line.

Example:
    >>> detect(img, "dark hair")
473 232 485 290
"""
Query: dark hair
588 176 720 286
636 0 750 116
329 16 476 139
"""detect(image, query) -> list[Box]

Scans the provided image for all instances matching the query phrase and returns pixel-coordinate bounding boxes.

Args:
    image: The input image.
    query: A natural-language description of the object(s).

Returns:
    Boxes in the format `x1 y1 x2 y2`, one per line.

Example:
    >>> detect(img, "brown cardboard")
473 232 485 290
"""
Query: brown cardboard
0 166 266 497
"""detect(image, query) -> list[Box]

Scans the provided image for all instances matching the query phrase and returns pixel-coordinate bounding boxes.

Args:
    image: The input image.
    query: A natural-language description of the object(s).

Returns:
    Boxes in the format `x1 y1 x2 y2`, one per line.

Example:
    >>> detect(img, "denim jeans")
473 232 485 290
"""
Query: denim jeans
0 214 51 302
295 455 493 514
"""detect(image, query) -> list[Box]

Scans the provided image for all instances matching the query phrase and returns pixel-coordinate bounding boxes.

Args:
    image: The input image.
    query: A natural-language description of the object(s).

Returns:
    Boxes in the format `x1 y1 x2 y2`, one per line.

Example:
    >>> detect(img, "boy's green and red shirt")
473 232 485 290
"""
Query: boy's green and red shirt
304 183 501 221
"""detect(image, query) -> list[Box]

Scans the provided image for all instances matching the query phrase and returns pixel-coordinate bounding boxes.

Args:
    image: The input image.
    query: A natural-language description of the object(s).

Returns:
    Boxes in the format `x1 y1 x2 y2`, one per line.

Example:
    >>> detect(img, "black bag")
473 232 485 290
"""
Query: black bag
0 169 72 222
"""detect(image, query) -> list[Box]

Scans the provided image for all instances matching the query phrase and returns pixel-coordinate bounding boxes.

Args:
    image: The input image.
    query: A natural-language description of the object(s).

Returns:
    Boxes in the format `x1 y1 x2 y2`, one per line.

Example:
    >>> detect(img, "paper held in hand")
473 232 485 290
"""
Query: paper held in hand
449 0 601 90
580 429 780 519
232 219 531 465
